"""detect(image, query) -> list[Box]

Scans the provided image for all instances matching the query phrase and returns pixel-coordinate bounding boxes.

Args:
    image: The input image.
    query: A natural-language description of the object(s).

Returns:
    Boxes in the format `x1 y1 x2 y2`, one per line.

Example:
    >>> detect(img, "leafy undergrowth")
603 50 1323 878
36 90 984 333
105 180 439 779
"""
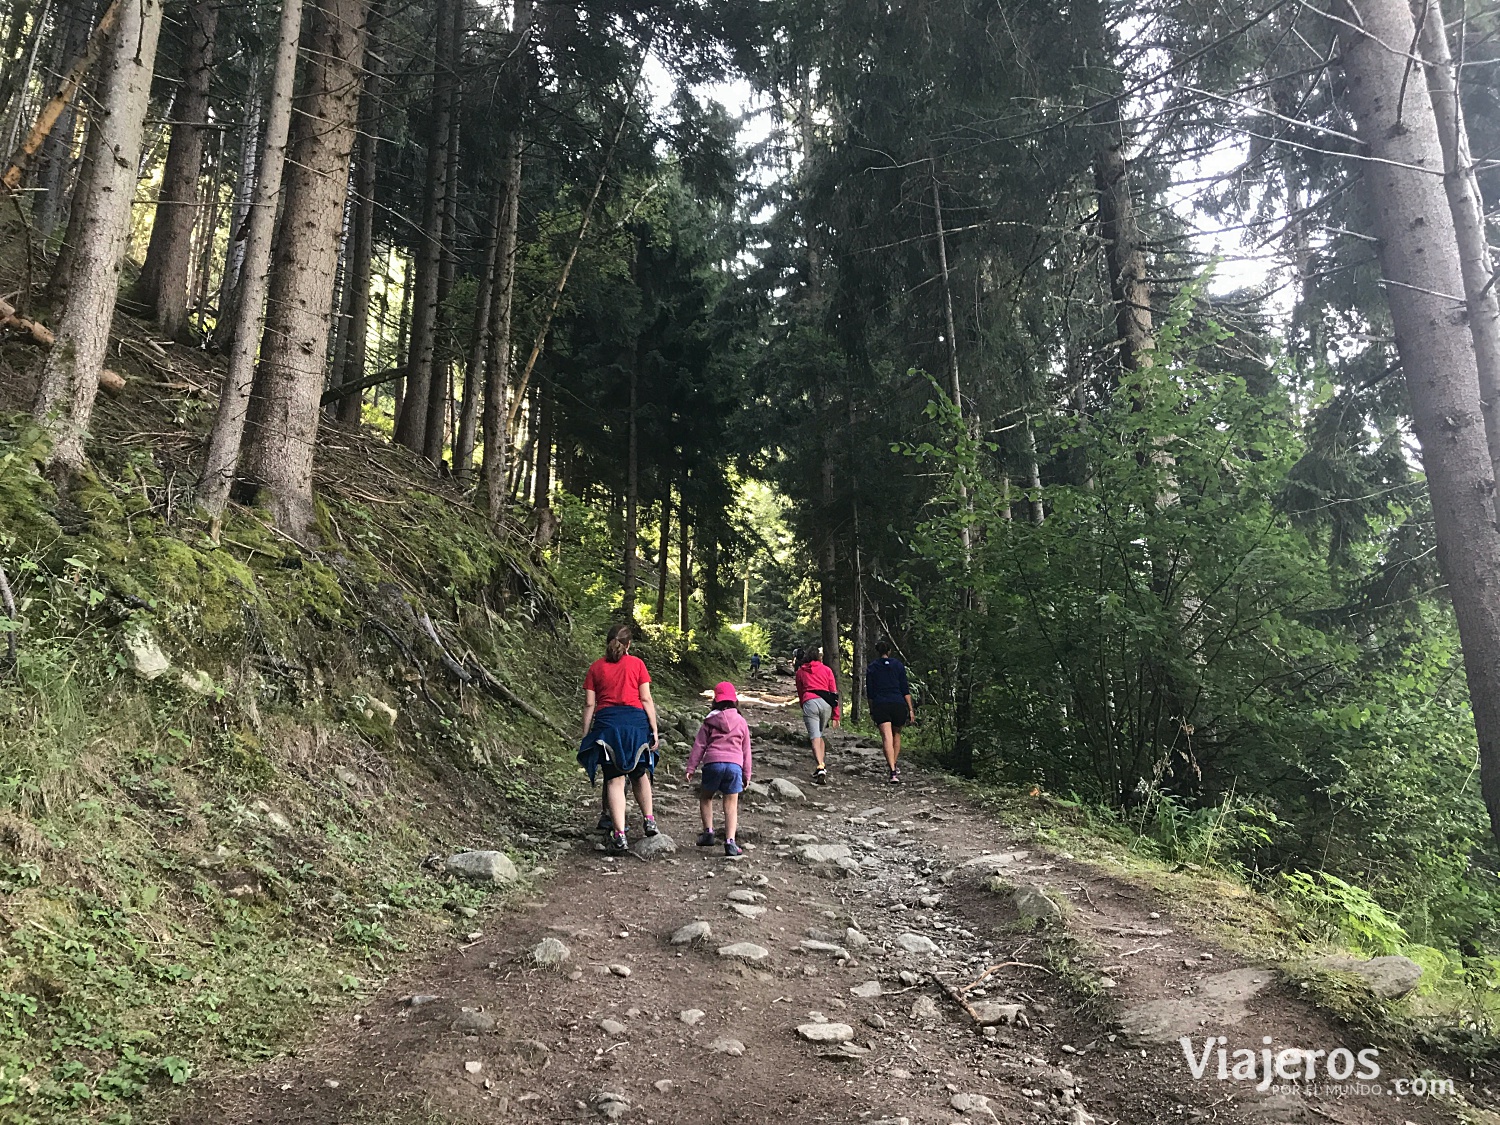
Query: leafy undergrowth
0 337 634 1122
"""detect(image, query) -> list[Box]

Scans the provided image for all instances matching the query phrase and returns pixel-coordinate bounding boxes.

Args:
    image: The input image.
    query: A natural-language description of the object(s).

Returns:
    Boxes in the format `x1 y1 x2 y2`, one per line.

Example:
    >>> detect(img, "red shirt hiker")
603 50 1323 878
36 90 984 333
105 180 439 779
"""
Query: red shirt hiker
584 653 651 710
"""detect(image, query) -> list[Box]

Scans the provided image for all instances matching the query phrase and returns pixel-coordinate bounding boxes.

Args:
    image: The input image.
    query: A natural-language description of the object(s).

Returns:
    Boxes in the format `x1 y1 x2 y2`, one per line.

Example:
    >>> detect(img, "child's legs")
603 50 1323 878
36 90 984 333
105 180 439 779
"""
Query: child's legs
699 791 716 832
723 793 739 841
605 775 627 831
632 770 654 819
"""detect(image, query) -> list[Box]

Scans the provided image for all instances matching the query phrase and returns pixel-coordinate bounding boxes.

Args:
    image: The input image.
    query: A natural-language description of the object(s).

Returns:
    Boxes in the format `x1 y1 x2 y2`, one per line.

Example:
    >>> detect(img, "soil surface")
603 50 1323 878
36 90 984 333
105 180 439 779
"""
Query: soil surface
169 675 1472 1125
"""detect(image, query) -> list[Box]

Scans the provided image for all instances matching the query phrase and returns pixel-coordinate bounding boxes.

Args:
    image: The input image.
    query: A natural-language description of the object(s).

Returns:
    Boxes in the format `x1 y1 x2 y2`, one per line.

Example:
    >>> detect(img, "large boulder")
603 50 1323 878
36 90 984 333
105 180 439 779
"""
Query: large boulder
1310 954 1423 999
631 832 677 860
446 850 519 884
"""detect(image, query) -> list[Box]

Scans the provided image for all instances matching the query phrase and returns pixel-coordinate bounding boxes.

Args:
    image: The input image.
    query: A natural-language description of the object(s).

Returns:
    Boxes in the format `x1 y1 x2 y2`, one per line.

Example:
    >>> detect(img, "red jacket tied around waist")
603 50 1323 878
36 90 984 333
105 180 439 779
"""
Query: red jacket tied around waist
685 707 753 784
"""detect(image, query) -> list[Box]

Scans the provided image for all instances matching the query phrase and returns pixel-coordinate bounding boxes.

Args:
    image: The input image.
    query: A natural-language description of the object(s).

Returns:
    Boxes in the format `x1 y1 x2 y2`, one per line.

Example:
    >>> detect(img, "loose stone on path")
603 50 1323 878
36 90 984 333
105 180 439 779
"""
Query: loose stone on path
796 1022 855 1043
670 920 711 945
718 942 770 962
531 937 570 966
709 1037 746 1056
679 1008 706 1025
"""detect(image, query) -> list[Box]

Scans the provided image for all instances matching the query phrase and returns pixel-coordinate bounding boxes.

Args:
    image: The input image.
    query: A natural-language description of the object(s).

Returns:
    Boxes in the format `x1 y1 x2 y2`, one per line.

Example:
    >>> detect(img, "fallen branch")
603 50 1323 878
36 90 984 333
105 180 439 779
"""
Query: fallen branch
0 296 54 346
960 960 1053 993
417 612 473 683
319 367 400 407
360 618 443 714
1 0 123 191
929 972 984 1022
463 650 567 736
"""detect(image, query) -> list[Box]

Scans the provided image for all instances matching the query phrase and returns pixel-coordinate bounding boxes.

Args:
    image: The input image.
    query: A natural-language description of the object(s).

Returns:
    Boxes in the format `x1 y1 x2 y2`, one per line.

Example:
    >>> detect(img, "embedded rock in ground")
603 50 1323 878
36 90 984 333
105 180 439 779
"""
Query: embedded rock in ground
1120 967 1274 1042
971 1001 1028 1027
710 1037 745 1056
1013 885 1061 925
632 832 677 860
718 942 770 962
670 920 711 945
679 1008 706 1025
600 1018 628 1037
850 980 883 999
125 630 171 679
961 851 1028 874
795 843 852 867
453 1010 497 1033
845 928 870 947
951 1092 998 1117
592 1090 631 1120
531 937 571 966
446 850 519 884
726 889 765 904
731 903 767 918
796 1021 854 1043
744 781 771 798
1309 954 1422 999
366 698 398 726
768 778 806 801
910 994 941 1021
896 932 938 954
799 938 851 959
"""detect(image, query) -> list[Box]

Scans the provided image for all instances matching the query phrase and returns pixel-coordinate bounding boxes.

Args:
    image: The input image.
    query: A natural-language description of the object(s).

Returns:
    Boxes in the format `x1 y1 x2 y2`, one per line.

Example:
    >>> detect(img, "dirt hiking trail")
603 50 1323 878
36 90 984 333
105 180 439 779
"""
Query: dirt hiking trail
170 674 1473 1125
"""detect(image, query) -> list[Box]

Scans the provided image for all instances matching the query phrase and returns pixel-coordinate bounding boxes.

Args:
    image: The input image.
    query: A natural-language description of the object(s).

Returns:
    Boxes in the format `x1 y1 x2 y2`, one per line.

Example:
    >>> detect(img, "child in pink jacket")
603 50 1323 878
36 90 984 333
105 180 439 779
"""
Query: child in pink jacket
684 682 753 857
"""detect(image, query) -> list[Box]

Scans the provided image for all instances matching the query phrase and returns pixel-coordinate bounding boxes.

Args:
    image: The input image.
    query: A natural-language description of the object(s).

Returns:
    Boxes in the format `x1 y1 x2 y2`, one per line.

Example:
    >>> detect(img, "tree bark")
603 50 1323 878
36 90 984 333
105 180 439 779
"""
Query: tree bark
1416 0 1500 519
196 0 302 517
1337 0 1500 845
29 0 163 481
482 0 530 525
32 0 94 239
456 182 502 477
623 363 639 619
533 373 553 505
236 0 367 537
132 0 216 338
1092 104 1155 373
421 0 462 465
212 65 261 350
655 485 671 621
677 484 691 631
335 0 382 426
393 0 453 454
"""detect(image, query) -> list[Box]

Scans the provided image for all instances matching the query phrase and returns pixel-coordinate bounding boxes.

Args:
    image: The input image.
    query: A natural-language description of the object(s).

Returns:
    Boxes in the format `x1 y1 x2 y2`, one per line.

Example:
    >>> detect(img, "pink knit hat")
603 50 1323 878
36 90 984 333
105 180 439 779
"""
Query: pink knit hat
713 681 738 704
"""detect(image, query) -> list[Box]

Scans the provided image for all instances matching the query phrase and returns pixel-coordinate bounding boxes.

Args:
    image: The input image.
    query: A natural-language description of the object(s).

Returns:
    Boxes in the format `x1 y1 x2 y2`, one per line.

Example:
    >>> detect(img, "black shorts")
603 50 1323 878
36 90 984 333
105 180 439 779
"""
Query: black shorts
870 701 909 729
602 758 651 782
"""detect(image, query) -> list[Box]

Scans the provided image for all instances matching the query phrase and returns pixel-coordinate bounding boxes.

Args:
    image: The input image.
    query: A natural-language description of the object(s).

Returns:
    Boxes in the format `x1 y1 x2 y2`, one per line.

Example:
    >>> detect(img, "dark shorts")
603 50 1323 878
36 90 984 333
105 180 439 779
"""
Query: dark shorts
602 758 652 782
700 762 745 795
870 701 909 729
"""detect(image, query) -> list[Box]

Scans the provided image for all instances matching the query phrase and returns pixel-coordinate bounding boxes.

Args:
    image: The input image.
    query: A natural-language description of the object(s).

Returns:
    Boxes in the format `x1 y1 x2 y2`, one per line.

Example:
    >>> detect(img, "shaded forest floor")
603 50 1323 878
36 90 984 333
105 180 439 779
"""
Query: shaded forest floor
165 676 1489 1125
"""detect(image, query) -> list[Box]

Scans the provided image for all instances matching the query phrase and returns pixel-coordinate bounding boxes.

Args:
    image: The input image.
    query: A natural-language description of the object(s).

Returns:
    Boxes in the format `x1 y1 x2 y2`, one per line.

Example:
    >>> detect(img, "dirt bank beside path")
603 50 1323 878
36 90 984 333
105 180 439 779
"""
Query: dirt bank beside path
170 677 1470 1125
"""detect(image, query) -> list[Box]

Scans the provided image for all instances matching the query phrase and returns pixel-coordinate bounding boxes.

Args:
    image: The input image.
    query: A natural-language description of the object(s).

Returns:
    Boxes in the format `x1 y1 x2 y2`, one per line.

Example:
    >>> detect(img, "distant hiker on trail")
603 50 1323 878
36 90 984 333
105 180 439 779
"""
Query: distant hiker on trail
749 653 761 676
578 624 661 852
684 681 752 857
866 638 915 785
792 645 805 670
795 646 839 786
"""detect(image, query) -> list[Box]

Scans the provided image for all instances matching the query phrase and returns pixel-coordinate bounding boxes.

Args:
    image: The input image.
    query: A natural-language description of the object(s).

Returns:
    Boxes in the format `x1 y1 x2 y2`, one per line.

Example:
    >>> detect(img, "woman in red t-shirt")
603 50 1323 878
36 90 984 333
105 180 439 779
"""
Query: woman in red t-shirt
578 624 661 851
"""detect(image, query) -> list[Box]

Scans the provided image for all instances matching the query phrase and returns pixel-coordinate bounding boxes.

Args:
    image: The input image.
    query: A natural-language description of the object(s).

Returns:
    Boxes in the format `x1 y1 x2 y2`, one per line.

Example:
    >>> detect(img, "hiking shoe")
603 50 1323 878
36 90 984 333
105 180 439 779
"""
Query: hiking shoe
596 812 612 832
889 768 902 785
643 815 659 837
723 839 743 858
609 829 629 852
696 830 717 847
812 767 828 786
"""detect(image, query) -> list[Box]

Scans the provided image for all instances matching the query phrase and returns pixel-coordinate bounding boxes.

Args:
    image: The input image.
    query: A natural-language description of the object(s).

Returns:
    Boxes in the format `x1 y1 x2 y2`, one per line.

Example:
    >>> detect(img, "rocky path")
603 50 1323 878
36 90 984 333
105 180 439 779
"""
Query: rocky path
170 680 1470 1125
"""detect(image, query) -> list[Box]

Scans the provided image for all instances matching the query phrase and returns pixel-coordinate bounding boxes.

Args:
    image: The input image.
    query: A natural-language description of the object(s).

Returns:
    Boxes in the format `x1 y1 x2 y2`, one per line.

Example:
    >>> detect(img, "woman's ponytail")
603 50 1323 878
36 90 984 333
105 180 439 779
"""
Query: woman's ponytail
605 624 632 663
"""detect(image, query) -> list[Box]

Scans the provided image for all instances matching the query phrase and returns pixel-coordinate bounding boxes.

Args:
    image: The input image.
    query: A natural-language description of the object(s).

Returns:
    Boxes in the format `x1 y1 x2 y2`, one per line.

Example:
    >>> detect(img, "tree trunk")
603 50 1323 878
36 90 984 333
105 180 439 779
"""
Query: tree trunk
32 0 93 239
335 0 382 426
30 0 164 481
1092 106 1155 373
190 128 223 331
623 363 639 619
212 66 261 350
132 0 216 338
1337 0 1500 846
677 487 691 631
819 441 841 693
393 0 452 454
851 501 864 724
45 65 98 301
702 519 720 633
1025 421 1045 523
533 374 553 506
456 186 501 478
195 0 302 516
422 0 462 465
655 486 671 621
1417 0 1500 519
236 0 366 535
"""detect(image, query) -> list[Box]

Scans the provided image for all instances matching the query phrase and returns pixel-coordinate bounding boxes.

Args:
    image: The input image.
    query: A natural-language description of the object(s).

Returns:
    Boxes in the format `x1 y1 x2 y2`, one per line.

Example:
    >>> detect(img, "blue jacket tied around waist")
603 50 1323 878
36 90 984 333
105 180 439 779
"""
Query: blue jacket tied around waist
578 704 658 784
